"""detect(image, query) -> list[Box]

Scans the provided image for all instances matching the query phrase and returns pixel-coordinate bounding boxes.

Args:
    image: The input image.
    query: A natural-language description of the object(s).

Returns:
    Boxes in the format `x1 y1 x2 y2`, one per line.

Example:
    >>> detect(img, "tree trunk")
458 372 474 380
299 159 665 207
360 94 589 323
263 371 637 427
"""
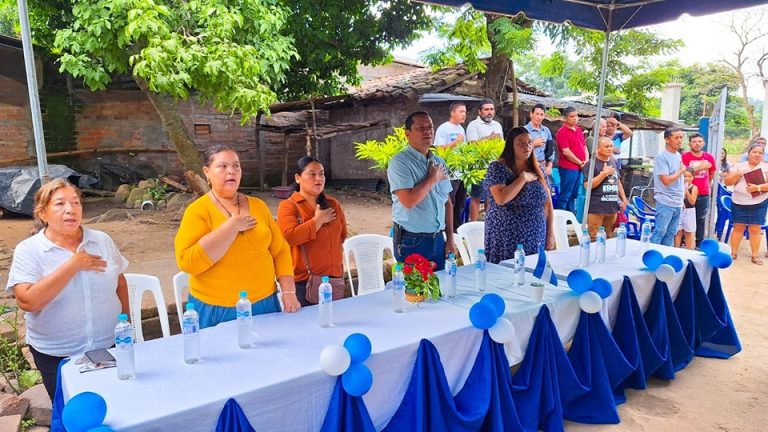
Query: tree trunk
482 14 510 112
509 60 519 127
134 77 202 173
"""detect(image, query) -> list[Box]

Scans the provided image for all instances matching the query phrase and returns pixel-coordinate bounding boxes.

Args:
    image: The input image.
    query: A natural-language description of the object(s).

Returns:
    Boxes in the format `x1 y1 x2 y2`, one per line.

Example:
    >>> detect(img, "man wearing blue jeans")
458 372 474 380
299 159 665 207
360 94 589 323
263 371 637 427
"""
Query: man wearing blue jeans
555 107 588 213
388 111 457 270
651 128 687 245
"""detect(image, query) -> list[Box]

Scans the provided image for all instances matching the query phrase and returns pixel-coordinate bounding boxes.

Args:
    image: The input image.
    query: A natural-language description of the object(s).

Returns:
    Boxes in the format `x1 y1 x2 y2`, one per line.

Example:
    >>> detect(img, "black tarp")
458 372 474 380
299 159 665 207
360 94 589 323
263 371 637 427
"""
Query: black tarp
0 165 97 216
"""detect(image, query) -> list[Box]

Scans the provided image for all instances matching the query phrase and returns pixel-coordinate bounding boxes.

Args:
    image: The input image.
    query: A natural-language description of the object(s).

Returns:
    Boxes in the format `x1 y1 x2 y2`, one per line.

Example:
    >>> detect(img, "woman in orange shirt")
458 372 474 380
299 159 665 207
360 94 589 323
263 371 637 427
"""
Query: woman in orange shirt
277 157 348 306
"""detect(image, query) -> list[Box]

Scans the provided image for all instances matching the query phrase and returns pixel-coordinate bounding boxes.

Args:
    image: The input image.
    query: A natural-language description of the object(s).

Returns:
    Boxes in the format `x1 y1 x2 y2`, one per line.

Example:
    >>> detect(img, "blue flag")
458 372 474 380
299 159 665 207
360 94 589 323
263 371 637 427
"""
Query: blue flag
533 245 558 286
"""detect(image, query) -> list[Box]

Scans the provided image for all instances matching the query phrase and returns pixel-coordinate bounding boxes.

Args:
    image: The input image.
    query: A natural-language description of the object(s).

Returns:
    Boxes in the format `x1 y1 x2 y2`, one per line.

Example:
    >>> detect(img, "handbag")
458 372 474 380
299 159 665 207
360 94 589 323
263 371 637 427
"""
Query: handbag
290 200 346 304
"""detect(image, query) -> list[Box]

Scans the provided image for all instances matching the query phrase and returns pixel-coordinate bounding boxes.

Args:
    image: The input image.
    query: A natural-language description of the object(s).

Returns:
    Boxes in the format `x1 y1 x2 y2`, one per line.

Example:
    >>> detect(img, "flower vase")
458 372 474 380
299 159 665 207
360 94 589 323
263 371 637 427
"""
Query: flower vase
404 288 425 303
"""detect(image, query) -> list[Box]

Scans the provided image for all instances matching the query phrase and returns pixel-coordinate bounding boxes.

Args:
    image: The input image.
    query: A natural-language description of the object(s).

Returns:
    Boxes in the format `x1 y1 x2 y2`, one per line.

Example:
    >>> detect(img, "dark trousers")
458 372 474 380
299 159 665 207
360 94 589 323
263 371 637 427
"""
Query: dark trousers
29 346 66 402
394 229 446 271
449 180 467 229
694 195 710 247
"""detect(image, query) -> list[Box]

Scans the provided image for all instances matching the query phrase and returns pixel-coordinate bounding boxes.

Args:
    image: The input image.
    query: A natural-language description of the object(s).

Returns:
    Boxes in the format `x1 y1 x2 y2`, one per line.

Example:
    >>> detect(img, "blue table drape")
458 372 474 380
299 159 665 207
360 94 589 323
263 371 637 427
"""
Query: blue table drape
320 377 376 432
694 268 742 358
383 331 523 432
644 279 694 380
611 277 665 400
50 358 69 432
673 262 726 354
511 305 587 432
215 398 256 432
564 311 634 424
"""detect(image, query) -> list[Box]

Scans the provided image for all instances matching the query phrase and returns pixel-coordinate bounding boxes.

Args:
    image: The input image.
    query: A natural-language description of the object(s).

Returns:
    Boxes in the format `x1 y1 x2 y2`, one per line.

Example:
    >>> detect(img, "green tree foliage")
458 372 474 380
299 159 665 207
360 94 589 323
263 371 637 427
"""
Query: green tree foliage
673 62 752 139
422 7 532 73
0 0 18 36
280 0 430 100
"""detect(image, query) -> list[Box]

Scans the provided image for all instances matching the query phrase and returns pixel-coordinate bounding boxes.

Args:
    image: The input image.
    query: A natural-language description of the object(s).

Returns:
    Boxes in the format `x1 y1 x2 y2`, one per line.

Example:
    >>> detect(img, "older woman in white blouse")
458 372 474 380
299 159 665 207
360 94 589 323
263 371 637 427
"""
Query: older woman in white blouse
6 179 129 400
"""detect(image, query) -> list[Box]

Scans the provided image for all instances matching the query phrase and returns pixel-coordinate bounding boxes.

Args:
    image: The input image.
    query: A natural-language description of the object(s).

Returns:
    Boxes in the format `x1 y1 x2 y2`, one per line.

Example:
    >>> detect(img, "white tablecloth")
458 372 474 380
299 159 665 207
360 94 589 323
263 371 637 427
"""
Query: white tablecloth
62 264 564 432
501 239 712 330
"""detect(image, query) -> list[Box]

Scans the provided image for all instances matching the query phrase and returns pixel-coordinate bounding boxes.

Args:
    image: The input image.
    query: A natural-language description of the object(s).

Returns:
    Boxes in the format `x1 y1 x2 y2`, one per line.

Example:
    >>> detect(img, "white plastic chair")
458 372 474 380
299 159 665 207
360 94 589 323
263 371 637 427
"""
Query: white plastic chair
456 221 485 264
172 272 190 332
343 234 394 297
125 273 171 343
553 210 583 250
451 232 470 265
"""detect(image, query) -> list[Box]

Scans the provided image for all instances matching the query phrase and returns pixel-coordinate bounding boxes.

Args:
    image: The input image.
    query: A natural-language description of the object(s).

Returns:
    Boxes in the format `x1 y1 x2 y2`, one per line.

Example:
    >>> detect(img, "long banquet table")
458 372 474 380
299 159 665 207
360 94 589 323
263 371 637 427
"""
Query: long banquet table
60 264 566 431
59 238 737 431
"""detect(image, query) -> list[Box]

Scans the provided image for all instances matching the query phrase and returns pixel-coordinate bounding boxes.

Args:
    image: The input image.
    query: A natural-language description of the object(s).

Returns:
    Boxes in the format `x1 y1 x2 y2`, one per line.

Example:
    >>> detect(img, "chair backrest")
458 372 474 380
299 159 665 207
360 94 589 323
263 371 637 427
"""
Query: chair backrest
631 196 655 215
125 273 171 343
456 221 485 264
553 209 582 250
452 231 471 265
343 234 393 297
172 272 190 333
720 195 732 215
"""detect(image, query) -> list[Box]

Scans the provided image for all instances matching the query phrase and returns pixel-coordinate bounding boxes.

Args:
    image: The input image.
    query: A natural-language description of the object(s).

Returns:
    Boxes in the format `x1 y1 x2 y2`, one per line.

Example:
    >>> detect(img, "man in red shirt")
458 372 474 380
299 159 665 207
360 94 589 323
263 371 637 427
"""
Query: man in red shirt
555 107 589 213
681 133 716 247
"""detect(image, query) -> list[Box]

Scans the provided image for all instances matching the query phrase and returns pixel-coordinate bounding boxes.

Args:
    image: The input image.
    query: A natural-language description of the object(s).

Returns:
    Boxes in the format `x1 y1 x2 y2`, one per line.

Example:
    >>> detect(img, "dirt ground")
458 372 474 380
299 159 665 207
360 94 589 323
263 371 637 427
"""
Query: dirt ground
1 190 766 431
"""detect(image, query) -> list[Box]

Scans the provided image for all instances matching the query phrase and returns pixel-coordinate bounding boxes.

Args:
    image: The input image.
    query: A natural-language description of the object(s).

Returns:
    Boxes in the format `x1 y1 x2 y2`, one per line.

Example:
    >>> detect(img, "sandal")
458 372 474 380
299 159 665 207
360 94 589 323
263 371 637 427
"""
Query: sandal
751 256 764 265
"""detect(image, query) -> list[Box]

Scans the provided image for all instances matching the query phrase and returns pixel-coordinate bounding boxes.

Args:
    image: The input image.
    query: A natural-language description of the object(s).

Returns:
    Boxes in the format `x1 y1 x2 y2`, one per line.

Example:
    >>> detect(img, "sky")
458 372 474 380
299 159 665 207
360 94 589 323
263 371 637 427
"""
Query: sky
393 4 768 100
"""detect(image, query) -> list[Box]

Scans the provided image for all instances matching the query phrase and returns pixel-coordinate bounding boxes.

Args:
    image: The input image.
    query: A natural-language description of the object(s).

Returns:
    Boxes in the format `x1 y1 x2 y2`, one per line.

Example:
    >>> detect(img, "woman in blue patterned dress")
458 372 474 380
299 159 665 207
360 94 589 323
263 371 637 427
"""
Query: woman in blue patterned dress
484 127 555 263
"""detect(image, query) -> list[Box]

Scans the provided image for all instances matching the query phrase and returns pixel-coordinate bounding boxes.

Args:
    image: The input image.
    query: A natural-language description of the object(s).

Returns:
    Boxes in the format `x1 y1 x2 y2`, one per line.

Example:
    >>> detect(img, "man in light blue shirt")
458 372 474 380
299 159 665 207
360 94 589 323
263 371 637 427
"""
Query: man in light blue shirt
434 102 467 228
524 103 554 187
651 127 687 246
387 112 456 270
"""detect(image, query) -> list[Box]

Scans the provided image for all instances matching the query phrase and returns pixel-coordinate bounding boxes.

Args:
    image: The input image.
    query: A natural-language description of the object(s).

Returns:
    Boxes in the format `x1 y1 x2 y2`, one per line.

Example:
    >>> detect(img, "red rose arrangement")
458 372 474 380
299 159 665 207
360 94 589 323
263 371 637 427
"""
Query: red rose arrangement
401 253 441 301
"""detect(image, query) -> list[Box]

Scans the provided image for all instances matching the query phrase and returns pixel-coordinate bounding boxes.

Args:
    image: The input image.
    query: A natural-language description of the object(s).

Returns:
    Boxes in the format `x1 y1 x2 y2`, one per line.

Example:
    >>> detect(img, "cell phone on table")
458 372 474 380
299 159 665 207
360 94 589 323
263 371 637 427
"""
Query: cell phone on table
85 348 116 364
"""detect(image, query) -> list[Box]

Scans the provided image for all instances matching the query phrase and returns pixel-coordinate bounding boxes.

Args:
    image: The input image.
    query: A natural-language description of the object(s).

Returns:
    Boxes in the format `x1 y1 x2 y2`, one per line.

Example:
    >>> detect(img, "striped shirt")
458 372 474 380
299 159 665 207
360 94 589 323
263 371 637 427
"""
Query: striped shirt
387 145 453 233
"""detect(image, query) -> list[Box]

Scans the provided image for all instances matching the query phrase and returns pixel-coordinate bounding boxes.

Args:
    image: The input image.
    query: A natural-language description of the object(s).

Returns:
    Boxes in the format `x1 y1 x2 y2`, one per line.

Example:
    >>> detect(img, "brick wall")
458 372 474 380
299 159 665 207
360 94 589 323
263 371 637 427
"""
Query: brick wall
0 76 33 161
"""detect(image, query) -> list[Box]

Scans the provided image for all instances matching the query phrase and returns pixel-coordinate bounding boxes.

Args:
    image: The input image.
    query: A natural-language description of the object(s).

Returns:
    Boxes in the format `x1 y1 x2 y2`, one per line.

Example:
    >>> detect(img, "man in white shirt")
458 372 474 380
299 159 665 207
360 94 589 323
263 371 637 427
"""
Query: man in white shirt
466 98 504 221
434 102 467 226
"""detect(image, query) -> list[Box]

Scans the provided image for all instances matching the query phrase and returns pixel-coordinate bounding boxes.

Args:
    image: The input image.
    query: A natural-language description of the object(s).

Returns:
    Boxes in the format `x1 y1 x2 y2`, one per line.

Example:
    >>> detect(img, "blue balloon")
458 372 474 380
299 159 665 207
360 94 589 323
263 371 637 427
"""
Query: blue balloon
62 392 107 432
88 427 115 432
710 251 733 269
663 255 685 273
567 269 593 294
700 238 720 257
481 293 506 317
642 250 664 270
343 333 372 364
469 301 497 329
591 278 613 299
341 363 373 397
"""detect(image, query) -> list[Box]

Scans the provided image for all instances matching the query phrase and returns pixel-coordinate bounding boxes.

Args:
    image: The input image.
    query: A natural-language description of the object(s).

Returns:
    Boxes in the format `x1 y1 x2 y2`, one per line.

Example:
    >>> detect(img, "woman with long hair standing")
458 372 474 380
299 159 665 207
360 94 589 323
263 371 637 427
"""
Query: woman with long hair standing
484 127 556 263
725 143 768 264
277 156 347 305
175 145 300 329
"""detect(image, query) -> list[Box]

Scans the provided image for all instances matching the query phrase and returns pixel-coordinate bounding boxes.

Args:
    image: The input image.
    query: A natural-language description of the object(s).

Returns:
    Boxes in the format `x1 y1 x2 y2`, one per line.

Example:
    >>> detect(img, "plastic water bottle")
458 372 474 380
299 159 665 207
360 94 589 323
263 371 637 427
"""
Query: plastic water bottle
596 226 607 263
640 220 652 251
513 244 525 285
392 264 406 313
579 229 591 268
616 222 627 258
236 291 253 349
114 314 135 380
475 249 487 292
318 276 334 328
182 303 200 364
445 253 458 298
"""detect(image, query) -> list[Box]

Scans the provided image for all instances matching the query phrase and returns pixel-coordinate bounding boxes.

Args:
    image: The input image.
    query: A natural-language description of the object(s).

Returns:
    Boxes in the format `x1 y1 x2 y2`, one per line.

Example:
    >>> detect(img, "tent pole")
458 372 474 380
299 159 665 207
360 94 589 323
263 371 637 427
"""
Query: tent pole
581 16 612 231
17 0 49 185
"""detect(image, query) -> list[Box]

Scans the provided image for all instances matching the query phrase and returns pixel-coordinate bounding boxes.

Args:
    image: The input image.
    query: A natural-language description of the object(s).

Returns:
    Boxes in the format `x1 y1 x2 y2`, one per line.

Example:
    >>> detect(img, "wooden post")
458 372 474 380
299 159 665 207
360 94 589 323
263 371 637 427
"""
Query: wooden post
254 112 264 190
282 132 289 186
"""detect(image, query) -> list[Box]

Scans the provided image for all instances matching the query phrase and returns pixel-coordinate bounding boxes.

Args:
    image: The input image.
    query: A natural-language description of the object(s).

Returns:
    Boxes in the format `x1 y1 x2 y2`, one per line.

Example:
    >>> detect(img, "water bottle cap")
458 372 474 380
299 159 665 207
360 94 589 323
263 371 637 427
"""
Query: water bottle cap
322 276 330 283
599 226 605 231
448 253 455 259
516 244 523 249
118 313 128 321
477 248 484 254
620 222 626 227
394 263 402 271
186 302 195 311
239 290 247 298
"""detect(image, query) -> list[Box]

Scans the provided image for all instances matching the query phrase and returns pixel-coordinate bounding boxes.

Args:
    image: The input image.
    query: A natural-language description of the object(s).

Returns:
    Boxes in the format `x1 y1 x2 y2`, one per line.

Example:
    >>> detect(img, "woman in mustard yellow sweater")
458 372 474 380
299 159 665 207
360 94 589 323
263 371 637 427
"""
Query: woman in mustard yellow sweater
175 145 301 328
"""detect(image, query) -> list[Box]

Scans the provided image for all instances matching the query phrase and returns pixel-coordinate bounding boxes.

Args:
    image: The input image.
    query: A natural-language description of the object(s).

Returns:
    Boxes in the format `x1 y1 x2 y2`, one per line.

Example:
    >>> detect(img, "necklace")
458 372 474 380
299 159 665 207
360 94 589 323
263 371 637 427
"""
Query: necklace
210 191 240 217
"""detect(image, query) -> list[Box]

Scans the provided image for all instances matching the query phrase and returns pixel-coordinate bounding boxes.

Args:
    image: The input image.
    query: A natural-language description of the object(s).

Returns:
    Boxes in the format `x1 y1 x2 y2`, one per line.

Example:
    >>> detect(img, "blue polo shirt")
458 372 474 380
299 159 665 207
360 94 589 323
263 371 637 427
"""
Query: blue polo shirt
387 145 453 233
524 122 553 163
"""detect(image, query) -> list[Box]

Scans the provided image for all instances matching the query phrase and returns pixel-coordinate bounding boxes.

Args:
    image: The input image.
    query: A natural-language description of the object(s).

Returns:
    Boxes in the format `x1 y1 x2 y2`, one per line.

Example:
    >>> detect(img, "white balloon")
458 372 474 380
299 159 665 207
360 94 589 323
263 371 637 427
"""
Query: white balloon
718 242 732 256
319 345 351 376
488 318 515 343
579 291 602 314
655 263 676 282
